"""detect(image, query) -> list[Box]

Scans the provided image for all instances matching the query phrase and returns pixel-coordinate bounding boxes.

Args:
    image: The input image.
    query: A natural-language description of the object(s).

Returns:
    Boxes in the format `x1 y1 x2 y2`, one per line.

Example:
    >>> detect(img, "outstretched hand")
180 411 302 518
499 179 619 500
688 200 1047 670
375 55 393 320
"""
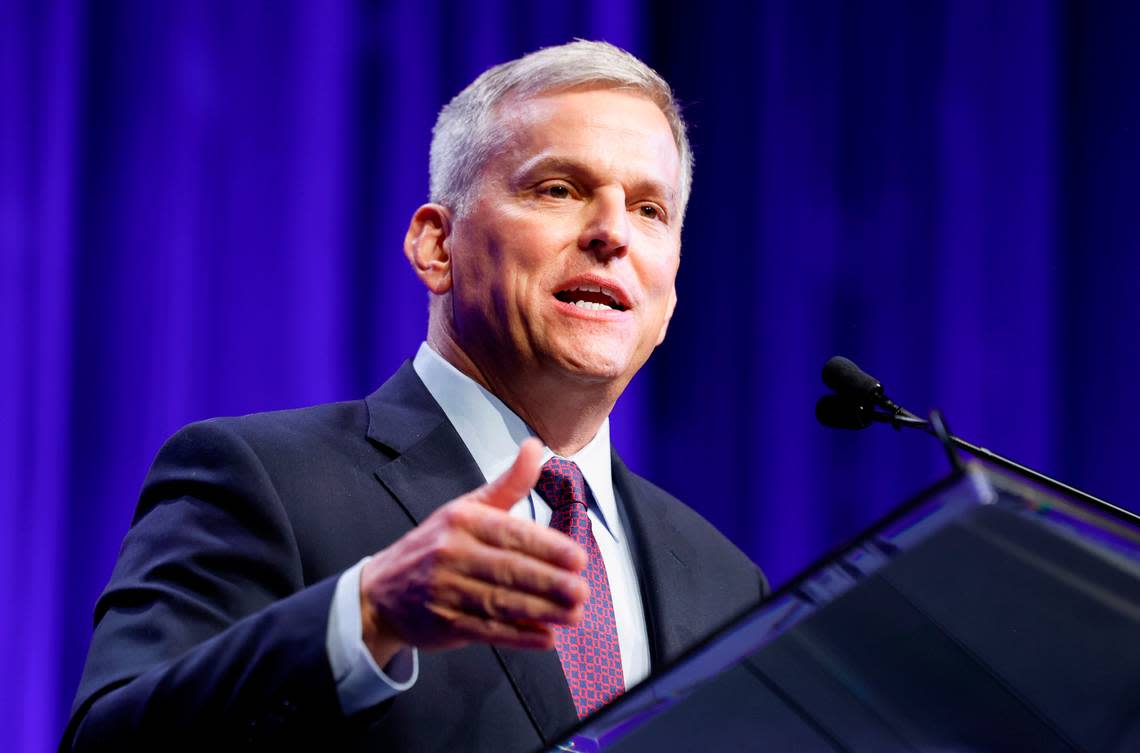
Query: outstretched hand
359 438 588 666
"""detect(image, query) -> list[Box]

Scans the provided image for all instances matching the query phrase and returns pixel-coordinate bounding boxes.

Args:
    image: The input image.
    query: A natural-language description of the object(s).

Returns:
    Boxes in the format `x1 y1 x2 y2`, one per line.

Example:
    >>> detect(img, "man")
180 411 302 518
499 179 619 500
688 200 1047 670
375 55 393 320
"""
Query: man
63 41 766 752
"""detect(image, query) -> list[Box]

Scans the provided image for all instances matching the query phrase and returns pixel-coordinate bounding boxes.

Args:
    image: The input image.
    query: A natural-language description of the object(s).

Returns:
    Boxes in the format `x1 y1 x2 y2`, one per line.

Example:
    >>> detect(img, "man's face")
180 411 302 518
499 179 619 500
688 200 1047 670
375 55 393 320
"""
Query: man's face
445 88 683 392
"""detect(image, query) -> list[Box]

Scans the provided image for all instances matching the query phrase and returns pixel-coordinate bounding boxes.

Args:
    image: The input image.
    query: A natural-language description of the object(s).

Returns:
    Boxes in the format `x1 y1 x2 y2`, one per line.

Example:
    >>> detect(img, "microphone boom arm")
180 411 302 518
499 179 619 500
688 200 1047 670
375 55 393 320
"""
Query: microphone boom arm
816 355 1135 524
865 405 1129 520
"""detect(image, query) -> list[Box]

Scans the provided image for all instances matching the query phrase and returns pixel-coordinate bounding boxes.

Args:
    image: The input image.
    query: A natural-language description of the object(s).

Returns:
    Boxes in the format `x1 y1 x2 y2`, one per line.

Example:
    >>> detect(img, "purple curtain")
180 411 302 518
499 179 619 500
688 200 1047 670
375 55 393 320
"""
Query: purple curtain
3 2 1138 749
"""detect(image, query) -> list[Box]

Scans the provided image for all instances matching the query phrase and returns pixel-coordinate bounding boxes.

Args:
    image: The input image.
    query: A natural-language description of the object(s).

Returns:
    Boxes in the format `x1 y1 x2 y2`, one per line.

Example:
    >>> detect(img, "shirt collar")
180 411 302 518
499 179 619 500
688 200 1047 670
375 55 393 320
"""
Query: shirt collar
412 342 620 540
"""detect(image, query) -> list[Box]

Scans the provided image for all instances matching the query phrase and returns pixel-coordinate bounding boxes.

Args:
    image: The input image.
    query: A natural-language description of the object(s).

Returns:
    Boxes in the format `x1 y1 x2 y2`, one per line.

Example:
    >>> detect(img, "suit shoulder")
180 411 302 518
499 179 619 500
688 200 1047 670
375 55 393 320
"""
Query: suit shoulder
617 466 681 507
142 397 398 580
618 464 720 537
145 399 380 512
158 399 371 464
198 399 369 442
616 460 769 597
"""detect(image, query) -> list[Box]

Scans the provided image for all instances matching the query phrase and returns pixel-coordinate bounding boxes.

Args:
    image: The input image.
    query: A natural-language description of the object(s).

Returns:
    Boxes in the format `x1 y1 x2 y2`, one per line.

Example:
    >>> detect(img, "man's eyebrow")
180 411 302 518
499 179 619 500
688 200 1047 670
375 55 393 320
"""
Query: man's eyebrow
513 155 591 182
513 155 679 210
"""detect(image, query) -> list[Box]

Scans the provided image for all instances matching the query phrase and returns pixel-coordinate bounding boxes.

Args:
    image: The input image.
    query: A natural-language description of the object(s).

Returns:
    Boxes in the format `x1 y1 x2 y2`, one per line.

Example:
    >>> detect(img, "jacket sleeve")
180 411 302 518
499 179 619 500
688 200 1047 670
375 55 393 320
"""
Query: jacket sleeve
61 419 376 751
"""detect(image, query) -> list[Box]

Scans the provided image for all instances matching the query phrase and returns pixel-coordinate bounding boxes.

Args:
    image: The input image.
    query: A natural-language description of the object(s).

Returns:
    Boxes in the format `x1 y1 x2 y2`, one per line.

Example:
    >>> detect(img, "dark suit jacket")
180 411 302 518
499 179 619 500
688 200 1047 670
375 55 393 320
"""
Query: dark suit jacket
63 362 765 752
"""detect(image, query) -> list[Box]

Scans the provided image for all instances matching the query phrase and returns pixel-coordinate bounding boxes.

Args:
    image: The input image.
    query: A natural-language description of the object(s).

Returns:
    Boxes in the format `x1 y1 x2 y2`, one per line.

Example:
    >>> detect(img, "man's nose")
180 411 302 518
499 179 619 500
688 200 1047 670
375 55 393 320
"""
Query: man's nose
578 189 629 259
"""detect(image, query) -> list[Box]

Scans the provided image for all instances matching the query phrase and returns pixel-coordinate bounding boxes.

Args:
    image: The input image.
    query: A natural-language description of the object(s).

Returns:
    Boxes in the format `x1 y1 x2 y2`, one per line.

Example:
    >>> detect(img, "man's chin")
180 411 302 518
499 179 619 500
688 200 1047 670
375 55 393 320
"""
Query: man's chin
545 348 638 387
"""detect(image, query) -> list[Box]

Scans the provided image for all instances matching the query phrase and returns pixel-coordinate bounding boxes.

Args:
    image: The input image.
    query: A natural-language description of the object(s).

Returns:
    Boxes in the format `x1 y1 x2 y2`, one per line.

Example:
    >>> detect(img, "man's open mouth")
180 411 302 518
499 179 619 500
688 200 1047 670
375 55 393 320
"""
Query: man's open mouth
554 284 629 312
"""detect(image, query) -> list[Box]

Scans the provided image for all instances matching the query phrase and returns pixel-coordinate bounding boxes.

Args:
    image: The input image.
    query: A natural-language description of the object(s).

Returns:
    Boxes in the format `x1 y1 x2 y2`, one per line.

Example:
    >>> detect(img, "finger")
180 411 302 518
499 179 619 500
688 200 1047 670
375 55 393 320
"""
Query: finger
452 539 589 608
466 508 586 572
426 602 557 651
439 570 585 626
472 438 544 513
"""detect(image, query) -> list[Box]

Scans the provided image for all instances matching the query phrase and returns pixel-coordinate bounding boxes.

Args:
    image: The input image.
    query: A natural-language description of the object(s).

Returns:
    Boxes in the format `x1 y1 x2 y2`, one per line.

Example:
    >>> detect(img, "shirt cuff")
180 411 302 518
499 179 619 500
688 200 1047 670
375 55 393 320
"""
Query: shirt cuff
326 556 419 715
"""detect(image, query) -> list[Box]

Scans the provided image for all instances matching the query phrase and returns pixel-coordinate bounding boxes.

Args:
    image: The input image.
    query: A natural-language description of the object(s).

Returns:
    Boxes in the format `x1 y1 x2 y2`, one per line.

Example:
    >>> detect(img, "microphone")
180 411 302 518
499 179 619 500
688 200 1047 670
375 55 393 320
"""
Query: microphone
821 356 882 403
821 356 914 418
814 394 875 430
815 393 927 431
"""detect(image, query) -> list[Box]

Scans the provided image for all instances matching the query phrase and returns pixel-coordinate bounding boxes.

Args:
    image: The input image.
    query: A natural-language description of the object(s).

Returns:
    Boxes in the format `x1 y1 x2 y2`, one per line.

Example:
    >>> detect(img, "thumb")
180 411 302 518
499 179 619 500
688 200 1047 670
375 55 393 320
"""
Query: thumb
474 437 544 512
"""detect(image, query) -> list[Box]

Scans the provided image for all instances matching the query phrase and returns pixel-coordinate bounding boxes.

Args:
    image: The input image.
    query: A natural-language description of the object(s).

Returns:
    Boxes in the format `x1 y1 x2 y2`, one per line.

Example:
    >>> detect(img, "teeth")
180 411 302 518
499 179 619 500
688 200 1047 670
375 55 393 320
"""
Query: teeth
555 282 626 310
567 284 619 305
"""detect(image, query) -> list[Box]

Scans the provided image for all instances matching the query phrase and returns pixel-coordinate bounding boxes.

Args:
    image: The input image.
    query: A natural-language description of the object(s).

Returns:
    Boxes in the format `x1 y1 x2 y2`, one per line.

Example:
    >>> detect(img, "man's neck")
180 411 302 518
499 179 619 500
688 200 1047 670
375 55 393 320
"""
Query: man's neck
426 329 618 457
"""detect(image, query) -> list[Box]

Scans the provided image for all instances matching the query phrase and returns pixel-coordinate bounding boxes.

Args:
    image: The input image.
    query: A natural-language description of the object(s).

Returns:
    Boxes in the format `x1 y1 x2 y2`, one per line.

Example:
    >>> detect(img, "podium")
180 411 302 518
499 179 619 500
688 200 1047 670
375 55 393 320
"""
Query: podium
545 462 1140 752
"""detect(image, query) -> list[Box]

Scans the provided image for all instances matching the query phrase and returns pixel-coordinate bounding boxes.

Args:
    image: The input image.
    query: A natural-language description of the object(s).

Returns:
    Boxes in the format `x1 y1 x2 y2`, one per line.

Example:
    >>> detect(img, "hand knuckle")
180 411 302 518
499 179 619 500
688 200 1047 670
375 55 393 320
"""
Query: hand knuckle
436 539 460 564
491 557 517 588
441 501 470 528
500 524 525 551
425 569 451 598
481 588 505 619
438 525 475 558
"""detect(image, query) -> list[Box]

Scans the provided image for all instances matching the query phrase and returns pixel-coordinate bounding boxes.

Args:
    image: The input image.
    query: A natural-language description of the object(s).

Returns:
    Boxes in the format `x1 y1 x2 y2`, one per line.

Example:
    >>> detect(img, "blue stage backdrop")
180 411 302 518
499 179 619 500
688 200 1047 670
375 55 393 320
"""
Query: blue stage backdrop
3 2 1138 750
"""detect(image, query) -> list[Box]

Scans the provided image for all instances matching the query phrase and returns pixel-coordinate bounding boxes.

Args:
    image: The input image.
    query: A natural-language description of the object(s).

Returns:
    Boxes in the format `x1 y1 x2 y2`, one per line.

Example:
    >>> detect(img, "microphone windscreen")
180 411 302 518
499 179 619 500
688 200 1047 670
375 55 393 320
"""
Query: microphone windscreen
822 356 882 401
815 395 873 430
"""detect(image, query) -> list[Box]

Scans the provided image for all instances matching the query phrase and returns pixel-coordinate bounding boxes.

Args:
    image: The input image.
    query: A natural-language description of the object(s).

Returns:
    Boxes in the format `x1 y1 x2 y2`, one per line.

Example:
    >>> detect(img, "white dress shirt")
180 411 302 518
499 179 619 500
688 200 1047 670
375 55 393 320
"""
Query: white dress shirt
326 343 650 714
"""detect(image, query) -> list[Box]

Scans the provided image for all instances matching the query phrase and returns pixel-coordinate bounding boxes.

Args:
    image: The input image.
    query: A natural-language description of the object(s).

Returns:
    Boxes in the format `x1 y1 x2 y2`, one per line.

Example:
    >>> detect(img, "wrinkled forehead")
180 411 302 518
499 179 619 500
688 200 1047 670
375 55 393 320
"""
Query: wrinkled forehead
486 88 682 191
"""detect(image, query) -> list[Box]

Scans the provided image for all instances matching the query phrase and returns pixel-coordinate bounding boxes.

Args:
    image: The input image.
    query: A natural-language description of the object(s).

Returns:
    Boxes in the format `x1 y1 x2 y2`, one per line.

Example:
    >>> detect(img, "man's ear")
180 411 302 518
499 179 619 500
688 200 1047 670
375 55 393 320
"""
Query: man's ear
404 204 453 294
655 285 678 345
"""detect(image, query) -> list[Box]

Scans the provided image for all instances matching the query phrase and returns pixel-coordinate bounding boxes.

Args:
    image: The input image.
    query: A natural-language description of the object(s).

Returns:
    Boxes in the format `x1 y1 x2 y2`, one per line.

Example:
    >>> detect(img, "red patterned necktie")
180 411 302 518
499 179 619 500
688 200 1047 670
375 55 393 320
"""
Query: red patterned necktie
535 457 625 719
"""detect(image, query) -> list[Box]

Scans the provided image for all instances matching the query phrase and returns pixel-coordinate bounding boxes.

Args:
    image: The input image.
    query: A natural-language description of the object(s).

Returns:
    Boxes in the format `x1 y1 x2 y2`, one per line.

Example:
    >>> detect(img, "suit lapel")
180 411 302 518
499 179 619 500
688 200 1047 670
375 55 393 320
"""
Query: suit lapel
367 362 485 524
372 421 488 527
365 363 578 743
611 454 695 668
491 646 579 742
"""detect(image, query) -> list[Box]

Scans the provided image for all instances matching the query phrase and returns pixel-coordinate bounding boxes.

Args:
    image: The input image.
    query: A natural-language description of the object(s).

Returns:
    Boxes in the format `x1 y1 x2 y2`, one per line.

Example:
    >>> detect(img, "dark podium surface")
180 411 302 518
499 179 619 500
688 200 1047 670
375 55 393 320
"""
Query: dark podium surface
545 463 1140 753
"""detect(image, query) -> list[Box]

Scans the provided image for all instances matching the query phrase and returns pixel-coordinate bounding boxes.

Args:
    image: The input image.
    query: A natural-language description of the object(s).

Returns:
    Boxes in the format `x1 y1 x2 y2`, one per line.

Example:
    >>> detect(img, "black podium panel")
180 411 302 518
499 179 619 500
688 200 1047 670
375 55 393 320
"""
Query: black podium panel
547 466 1140 753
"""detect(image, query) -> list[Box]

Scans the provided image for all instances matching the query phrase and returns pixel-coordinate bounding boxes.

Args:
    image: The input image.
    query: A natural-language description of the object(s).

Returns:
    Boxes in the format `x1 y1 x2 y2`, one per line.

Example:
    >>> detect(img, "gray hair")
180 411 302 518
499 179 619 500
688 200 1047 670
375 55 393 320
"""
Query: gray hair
429 40 693 220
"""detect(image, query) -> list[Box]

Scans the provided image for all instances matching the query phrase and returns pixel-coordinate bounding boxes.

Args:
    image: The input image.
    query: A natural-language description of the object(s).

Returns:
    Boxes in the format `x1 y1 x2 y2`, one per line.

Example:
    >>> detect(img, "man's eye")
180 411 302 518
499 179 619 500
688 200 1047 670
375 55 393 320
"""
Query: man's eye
543 184 571 199
638 204 664 221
